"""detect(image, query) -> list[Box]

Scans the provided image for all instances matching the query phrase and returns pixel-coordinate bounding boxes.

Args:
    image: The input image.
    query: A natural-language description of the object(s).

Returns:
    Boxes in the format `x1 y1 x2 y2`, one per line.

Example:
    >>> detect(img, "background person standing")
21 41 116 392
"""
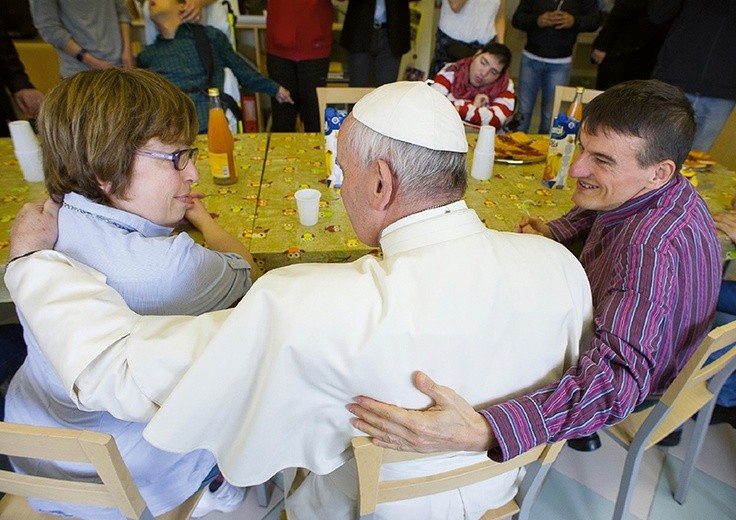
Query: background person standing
511 0 599 134
649 0 736 152
30 0 133 78
339 0 413 87
0 14 43 136
265 0 333 132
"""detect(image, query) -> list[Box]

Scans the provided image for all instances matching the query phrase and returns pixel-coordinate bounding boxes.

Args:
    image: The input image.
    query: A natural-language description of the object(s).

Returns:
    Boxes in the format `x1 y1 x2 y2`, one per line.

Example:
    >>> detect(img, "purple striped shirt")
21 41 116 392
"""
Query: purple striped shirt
482 173 722 461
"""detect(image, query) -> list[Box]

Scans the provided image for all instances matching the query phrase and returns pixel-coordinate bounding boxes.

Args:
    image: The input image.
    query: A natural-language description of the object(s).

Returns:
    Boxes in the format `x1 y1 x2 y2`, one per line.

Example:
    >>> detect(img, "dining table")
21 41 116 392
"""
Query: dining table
2 132 736 310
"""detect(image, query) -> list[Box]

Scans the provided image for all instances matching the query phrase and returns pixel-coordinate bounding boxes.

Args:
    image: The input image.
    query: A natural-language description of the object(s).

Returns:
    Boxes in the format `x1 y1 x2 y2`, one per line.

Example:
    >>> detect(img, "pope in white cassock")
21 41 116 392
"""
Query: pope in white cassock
5 81 593 519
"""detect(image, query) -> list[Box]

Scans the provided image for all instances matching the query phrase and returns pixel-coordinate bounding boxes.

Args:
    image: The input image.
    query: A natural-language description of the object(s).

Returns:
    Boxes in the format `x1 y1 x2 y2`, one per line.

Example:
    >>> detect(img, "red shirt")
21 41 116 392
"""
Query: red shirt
265 0 333 61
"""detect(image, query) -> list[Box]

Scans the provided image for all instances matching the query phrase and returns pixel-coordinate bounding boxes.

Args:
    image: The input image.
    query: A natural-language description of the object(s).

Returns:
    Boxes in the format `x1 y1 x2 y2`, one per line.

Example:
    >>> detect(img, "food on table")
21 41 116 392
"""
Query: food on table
494 132 548 162
683 150 716 171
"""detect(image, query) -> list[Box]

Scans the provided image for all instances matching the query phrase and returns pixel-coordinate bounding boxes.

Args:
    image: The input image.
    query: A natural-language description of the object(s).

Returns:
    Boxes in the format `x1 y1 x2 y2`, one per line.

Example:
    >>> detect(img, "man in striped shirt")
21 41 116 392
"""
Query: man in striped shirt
349 79 723 461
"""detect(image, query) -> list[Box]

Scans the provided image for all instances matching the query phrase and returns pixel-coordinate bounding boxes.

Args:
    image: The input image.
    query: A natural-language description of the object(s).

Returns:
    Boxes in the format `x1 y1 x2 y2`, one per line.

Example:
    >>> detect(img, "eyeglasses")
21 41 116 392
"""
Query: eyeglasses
136 147 199 171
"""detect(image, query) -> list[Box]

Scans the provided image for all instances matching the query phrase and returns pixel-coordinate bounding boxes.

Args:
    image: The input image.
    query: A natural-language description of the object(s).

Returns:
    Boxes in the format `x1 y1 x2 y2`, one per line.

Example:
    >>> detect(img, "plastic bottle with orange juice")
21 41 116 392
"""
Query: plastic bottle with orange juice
207 88 237 185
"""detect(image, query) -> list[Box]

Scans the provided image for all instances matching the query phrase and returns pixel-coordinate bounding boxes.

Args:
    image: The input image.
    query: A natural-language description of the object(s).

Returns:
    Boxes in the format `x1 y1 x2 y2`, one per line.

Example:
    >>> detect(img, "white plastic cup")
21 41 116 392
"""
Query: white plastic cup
8 120 39 151
470 151 494 181
15 147 45 183
294 188 321 226
475 125 496 154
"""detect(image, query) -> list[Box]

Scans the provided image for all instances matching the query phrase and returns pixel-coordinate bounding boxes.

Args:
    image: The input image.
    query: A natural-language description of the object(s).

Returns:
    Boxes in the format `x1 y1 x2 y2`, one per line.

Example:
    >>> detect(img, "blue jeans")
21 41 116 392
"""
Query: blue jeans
516 54 571 134
685 93 735 152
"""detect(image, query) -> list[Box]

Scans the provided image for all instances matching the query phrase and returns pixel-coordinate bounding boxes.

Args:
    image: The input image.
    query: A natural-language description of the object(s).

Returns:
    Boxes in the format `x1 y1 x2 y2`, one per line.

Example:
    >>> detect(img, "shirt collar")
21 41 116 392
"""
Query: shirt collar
596 173 684 227
381 200 468 239
63 192 174 238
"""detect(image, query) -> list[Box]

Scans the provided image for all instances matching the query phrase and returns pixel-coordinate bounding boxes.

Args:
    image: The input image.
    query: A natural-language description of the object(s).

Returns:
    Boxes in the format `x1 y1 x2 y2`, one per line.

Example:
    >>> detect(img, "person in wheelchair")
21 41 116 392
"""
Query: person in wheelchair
138 0 292 133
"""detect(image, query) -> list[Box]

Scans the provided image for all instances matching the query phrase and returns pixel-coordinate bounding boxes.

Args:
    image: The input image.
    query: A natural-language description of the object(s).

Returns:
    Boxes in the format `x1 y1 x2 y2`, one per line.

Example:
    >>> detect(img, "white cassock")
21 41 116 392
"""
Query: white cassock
6 203 592 519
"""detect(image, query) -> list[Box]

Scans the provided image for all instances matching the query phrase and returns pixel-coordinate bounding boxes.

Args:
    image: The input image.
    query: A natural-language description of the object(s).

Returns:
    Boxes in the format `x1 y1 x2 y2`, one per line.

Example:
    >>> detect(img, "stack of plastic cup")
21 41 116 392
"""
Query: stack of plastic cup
470 125 495 181
9 120 44 183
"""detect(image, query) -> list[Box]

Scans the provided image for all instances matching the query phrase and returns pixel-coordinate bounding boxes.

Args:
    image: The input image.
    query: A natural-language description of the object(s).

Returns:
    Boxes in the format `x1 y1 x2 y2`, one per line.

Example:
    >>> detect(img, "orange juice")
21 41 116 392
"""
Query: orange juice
567 86 584 122
207 88 237 185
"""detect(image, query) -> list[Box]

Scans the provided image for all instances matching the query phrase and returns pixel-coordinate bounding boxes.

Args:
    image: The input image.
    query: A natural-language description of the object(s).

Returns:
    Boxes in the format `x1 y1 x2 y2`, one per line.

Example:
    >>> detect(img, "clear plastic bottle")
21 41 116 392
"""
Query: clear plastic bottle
207 88 237 185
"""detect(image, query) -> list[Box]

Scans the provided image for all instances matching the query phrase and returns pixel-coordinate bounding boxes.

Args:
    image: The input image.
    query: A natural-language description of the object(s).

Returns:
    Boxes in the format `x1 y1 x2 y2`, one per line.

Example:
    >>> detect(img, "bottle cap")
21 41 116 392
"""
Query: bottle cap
208 87 220 96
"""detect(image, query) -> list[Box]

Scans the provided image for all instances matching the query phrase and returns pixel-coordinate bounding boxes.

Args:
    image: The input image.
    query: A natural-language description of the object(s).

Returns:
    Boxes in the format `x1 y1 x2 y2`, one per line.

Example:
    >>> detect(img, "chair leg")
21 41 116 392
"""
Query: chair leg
612 440 647 520
674 400 714 504
676 355 736 504
255 481 271 507
513 459 551 520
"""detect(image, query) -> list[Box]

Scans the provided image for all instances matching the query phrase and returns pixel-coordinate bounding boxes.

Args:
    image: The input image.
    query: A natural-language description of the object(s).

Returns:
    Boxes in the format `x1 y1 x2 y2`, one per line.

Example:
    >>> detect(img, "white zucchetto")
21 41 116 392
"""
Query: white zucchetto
352 81 468 153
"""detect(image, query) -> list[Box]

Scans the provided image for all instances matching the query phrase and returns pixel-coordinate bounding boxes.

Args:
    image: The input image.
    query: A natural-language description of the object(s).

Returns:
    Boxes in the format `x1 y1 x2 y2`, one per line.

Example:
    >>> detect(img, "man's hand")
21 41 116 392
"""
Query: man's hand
13 89 44 118
591 49 606 65
513 215 552 237
276 86 294 104
538 10 574 29
549 10 575 29
713 211 736 244
121 47 135 68
8 200 60 261
84 54 116 70
473 93 490 108
537 11 559 28
348 371 495 453
180 0 215 23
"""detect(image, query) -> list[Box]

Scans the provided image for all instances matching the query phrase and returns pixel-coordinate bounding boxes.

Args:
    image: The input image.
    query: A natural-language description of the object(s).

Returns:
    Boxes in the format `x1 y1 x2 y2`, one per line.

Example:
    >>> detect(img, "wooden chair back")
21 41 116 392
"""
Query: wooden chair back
316 87 374 129
608 320 736 449
604 320 736 519
352 437 564 519
0 422 204 519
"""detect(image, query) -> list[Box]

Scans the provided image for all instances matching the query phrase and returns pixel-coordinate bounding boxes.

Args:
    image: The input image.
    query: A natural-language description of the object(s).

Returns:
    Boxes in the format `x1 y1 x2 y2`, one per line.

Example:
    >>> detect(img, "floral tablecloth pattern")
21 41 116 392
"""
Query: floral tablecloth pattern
250 133 373 276
2 133 736 288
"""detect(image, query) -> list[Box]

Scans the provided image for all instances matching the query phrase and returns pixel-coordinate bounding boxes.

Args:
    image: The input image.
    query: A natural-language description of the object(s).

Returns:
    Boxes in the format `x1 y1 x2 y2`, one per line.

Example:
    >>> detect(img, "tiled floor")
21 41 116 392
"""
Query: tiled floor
200 418 736 519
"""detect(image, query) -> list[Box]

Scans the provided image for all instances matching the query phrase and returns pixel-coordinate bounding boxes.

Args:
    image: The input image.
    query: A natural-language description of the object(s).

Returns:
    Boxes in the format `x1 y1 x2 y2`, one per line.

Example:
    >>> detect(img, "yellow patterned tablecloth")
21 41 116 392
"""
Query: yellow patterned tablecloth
186 133 269 244
2 133 736 305
249 132 373 276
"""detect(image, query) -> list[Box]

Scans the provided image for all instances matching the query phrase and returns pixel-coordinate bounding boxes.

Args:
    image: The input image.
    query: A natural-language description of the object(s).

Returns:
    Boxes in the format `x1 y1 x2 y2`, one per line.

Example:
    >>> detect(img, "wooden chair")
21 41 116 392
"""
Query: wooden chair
13 41 61 95
0 422 205 519
316 87 374 129
352 437 565 520
550 86 604 129
603 320 736 520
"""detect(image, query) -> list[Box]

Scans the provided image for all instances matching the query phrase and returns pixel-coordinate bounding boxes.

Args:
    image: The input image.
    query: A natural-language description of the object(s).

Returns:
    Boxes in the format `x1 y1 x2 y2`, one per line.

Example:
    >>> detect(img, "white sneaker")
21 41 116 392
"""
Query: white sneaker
192 481 247 518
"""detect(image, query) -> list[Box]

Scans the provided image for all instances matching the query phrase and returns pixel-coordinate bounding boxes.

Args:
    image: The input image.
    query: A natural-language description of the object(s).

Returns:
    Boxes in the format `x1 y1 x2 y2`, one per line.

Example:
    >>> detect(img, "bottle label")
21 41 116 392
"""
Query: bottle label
209 152 231 180
543 114 580 189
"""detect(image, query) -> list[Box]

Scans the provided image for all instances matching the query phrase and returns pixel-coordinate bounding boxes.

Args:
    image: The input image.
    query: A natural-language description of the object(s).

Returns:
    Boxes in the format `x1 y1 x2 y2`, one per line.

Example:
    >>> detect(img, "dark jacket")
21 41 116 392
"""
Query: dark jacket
0 14 36 137
649 0 736 100
340 0 411 57
593 0 669 60
512 0 600 59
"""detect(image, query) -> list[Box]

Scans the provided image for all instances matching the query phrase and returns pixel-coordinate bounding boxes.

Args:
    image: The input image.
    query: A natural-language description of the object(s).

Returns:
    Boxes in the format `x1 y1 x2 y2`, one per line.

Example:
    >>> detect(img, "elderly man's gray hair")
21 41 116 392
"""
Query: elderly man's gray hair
344 119 467 203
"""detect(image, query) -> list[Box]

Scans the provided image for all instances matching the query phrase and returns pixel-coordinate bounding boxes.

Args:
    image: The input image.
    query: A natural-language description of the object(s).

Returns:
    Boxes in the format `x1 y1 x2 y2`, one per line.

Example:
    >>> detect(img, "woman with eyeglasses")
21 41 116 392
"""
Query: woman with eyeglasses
5 68 252 518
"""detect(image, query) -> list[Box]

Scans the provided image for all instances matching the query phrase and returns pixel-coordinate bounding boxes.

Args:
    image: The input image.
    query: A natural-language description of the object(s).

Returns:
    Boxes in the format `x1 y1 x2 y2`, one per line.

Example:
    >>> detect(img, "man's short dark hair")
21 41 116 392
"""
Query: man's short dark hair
478 42 512 75
582 79 696 169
